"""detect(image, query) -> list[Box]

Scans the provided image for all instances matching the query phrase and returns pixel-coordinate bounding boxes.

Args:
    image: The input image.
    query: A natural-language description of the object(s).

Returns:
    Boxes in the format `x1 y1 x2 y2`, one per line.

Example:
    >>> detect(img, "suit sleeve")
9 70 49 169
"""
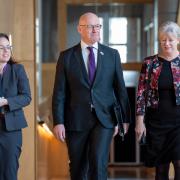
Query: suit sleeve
52 52 66 126
113 50 131 123
7 64 31 111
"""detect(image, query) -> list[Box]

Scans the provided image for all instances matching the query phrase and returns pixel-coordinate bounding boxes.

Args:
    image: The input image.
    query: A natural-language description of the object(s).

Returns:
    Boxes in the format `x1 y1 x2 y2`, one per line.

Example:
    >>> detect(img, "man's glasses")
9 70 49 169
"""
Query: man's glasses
80 24 102 30
0 45 12 51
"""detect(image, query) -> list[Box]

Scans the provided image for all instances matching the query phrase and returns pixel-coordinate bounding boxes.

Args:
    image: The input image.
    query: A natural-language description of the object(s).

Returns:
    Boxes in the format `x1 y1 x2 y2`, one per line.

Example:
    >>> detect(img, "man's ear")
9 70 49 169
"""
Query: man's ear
77 25 81 34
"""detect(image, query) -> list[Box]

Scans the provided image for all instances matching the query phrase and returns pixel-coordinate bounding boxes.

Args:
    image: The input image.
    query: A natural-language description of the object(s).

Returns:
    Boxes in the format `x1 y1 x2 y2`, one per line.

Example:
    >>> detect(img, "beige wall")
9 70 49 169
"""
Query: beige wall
0 0 36 180
37 125 69 179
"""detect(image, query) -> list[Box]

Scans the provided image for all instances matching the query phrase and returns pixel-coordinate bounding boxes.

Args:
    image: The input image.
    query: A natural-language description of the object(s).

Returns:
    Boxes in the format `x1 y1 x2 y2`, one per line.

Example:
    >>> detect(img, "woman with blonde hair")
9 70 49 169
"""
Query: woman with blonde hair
135 21 180 180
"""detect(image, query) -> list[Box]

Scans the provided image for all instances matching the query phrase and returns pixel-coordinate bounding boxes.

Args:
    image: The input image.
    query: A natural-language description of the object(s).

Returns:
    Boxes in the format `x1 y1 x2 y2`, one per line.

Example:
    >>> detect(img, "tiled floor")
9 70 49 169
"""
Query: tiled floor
50 178 153 180
108 166 155 180
108 178 154 179
50 166 155 180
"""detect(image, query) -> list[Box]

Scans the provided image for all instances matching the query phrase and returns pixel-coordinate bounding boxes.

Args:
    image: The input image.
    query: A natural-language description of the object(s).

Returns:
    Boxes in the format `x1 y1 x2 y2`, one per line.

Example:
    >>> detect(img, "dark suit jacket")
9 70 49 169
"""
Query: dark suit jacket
2 63 31 131
52 43 131 130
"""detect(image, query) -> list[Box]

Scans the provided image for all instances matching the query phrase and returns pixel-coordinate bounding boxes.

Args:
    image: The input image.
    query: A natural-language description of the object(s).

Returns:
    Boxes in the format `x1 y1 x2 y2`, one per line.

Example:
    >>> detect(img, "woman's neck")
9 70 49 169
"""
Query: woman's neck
159 51 179 61
0 63 7 74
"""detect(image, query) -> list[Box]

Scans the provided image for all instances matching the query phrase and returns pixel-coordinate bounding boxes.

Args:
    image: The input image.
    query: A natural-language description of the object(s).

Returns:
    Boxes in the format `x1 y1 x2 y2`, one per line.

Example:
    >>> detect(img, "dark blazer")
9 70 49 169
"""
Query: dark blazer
2 63 31 131
52 43 131 130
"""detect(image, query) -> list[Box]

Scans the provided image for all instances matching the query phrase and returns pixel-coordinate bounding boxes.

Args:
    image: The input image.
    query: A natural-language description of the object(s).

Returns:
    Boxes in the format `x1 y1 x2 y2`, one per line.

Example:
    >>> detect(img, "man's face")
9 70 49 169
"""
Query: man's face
77 14 101 45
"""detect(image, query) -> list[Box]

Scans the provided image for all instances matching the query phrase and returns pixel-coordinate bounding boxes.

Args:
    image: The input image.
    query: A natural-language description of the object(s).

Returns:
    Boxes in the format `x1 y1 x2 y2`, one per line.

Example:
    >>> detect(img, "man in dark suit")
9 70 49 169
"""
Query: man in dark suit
52 12 131 180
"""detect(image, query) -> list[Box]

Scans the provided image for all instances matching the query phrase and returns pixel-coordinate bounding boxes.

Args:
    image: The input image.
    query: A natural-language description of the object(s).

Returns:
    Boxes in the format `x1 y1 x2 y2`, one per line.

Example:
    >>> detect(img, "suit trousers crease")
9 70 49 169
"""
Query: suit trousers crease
66 110 114 180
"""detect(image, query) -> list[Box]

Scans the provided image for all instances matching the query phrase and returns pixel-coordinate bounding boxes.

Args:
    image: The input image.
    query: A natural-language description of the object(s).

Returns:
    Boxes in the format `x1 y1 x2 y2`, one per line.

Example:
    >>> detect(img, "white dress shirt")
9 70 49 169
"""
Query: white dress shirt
80 40 98 73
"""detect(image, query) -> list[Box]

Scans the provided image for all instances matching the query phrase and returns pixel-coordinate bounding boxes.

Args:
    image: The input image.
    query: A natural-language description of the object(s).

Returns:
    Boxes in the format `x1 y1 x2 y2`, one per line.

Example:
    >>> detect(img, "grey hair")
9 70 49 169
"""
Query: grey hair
158 21 180 38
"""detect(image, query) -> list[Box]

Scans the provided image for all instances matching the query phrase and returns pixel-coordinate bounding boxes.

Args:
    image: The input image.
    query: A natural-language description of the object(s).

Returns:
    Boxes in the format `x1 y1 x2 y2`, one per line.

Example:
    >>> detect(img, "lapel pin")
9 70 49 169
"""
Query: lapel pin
100 51 104 55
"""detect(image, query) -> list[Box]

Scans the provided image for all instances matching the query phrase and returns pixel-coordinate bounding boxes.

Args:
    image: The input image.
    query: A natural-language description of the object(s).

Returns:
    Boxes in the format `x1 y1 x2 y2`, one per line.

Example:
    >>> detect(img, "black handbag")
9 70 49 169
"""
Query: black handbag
113 103 125 141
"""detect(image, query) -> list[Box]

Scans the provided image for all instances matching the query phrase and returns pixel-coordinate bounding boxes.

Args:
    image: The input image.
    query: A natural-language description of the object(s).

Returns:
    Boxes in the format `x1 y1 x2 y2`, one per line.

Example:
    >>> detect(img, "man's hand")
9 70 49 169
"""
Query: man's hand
123 123 129 134
113 125 119 137
53 124 66 142
113 123 130 137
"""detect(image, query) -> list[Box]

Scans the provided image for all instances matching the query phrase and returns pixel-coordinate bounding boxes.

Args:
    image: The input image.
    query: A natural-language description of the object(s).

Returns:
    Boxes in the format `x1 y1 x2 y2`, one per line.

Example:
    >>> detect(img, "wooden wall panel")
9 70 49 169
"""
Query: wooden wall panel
42 64 56 98
37 125 69 179
0 0 14 33
12 0 35 61
19 62 36 180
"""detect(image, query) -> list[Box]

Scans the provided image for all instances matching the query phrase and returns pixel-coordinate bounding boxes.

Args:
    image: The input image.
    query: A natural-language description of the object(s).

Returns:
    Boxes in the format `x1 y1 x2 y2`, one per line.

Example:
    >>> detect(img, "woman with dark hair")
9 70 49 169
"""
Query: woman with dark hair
135 21 180 180
0 33 31 180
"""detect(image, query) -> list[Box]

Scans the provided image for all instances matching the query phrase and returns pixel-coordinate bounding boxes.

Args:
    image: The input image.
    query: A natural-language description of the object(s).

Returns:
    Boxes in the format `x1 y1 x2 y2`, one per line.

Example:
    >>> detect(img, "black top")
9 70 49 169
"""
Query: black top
150 56 180 122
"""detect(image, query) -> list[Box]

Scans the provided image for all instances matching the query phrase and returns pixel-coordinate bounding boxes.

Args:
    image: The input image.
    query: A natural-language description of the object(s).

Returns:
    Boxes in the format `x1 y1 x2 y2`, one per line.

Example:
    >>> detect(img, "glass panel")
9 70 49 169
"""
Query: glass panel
110 45 127 63
109 18 127 44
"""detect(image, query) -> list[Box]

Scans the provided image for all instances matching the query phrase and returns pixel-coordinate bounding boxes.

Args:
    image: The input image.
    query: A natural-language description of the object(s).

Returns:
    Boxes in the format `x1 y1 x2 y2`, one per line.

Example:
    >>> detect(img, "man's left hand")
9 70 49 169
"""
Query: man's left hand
123 123 129 134
113 125 119 137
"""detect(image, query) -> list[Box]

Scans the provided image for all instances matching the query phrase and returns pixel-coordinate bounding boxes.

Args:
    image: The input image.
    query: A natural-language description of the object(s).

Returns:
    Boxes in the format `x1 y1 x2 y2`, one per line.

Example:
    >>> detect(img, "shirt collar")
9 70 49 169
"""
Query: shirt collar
0 63 7 75
80 40 98 51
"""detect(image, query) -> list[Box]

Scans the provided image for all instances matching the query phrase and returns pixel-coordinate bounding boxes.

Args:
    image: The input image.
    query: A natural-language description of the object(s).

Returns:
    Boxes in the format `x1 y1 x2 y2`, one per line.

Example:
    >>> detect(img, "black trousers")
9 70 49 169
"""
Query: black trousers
66 111 114 180
0 118 22 180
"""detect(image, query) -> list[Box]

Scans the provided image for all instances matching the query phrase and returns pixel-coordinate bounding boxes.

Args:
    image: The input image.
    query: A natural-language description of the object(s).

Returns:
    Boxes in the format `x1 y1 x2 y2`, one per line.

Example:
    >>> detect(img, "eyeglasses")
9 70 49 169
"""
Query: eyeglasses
80 24 102 30
160 39 177 44
0 45 12 51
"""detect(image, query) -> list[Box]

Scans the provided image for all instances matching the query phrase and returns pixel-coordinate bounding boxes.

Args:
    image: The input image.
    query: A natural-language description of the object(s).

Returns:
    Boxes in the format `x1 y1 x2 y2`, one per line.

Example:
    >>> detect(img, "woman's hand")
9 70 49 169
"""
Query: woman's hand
135 115 146 141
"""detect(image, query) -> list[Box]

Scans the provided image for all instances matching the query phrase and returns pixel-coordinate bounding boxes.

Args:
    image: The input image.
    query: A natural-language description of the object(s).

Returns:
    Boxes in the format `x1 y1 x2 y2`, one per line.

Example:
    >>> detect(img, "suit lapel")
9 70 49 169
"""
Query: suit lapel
93 44 104 87
2 63 11 95
74 44 90 88
73 43 104 88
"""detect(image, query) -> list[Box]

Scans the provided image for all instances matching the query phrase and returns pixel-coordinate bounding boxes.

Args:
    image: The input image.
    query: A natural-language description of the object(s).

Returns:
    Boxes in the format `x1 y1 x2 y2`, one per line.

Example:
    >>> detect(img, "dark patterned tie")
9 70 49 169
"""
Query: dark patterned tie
87 46 96 84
